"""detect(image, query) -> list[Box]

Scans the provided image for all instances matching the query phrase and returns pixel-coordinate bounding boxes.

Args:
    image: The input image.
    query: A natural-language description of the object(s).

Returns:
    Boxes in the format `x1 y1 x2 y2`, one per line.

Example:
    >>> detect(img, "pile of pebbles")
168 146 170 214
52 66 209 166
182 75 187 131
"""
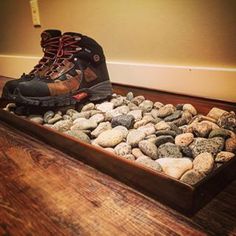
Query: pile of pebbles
3 92 236 185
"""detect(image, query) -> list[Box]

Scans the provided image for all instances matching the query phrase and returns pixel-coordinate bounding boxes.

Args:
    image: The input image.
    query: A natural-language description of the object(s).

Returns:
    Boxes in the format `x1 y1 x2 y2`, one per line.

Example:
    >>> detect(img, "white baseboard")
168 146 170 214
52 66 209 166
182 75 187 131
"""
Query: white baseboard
0 54 236 102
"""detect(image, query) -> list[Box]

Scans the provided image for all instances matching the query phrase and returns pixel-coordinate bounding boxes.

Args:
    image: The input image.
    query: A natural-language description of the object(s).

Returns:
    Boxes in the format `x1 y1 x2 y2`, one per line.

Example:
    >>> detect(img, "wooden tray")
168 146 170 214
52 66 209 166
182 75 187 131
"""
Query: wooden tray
0 83 236 215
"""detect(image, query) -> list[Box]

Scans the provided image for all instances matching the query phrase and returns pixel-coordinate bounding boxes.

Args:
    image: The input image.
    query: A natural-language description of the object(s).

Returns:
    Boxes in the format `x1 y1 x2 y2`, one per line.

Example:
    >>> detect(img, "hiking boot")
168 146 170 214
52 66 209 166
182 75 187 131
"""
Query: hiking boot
14 32 112 107
2 29 61 100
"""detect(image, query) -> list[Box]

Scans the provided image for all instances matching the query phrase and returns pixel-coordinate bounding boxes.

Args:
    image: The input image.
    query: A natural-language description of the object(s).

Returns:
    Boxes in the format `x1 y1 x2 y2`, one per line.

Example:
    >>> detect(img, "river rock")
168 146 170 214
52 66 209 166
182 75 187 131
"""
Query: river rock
48 113 63 124
155 135 174 147
81 103 95 111
207 107 228 120
215 151 235 162
183 104 197 115
43 111 54 123
139 100 153 112
157 104 175 118
225 137 236 153
113 125 129 138
136 156 162 172
156 158 193 179
132 148 144 158
96 129 124 147
156 130 176 137
66 109 79 117
127 110 143 121
126 92 134 101
52 120 72 132
114 142 132 156
122 154 136 160
96 102 114 112
127 130 146 147
180 146 193 158
138 140 158 160
157 143 182 158
175 133 194 146
128 102 139 111
153 101 164 109
190 137 225 157
192 122 211 137
131 96 145 105
64 130 91 144
169 123 182 135
28 115 43 124
164 110 182 122
199 121 220 130
110 96 124 107
114 105 130 115
89 113 105 123
72 118 97 130
180 169 205 185
208 128 231 139
155 121 170 131
91 122 112 138
217 112 236 131
137 123 156 136
193 152 214 174
111 114 135 129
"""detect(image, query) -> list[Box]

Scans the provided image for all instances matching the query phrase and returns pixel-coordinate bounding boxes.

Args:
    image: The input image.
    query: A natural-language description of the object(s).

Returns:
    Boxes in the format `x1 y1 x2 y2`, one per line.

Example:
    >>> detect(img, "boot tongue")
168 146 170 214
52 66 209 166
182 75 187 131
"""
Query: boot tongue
41 29 61 40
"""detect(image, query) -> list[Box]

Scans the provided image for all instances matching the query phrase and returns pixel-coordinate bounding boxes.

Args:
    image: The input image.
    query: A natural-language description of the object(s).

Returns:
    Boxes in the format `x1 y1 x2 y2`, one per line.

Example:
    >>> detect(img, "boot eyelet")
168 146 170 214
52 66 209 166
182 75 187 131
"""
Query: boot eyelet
75 37 81 41
93 54 100 62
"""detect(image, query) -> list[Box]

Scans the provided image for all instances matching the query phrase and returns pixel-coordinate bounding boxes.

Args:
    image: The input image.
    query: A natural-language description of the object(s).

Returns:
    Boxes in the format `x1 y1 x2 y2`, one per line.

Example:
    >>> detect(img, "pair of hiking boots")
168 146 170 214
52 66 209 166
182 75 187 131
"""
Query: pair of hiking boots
2 30 112 107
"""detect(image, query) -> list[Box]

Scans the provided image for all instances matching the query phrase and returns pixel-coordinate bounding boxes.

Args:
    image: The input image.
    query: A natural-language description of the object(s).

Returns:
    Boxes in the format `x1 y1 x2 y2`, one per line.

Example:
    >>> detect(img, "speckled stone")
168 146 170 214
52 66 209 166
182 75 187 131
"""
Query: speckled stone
122 154 136 160
127 130 146 147
193 152 214 174
132 148 144 158
48 114 63 124
137 123 156 136
89 113 105 124
175 133 194 146
153 101 164 109
155 135 174 147
156 158 193 179
128 102 139 111
136 156 162 172
110 96 124 107
111 114 135 129
155 121 170 131
96 129 124 147
215 151 235 162
190 137 225 157
156 130 176 137
64 130 91 143
180 169 205 185
126 92 134 101
180 146 193 158
217 112 236 131
138 140 158 160
66 109 79 117
113 125 129 139
157 143 182 158
114 142 132 156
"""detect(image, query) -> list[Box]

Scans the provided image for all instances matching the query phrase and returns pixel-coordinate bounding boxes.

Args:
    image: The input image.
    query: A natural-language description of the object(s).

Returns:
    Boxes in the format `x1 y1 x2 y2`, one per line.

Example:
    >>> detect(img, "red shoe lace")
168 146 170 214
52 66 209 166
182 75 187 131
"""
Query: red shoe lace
46 35 82 77
30 36 61 75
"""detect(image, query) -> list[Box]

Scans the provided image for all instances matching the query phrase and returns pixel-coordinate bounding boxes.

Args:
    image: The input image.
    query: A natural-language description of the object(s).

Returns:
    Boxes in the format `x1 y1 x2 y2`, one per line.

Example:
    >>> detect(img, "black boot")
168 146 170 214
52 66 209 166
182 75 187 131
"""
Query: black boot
2 29 61 100
14 32 112 107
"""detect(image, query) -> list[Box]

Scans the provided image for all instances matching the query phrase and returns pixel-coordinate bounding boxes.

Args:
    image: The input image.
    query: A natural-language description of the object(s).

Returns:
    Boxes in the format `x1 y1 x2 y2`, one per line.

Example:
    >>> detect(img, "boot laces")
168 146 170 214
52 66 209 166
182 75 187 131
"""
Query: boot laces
30 36 61 75
46 35 81 77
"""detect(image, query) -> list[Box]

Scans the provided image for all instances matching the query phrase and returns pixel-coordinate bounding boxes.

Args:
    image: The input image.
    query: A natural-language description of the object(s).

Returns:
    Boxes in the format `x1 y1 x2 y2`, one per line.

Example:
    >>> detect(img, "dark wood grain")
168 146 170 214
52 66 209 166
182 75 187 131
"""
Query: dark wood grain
0 76 236 235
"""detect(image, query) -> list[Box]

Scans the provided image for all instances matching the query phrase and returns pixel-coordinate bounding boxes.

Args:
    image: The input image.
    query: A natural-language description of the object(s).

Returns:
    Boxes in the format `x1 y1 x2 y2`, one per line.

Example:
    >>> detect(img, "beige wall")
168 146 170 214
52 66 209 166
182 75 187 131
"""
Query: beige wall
0 0 236 68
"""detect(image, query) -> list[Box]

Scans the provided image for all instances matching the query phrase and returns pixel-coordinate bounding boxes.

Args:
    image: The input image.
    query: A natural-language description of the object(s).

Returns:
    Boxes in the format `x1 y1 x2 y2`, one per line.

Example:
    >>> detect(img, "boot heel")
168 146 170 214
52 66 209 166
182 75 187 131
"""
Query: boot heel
87 80 113 101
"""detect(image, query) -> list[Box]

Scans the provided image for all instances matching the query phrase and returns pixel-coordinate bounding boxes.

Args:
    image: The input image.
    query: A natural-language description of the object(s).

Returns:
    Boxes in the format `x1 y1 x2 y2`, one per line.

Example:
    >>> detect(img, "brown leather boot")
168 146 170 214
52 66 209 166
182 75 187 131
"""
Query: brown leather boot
14 32 112 107
2 29 61 100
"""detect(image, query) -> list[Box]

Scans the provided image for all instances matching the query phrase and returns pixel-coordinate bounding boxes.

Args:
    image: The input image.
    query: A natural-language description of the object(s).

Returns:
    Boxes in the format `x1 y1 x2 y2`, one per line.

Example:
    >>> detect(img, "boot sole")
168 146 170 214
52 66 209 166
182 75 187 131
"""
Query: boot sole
11 81 113 107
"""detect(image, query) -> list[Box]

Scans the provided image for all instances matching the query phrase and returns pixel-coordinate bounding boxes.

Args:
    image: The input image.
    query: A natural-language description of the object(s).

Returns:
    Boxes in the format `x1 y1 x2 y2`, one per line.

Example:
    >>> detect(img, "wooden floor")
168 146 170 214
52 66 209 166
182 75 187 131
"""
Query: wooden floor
0 77 235 236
